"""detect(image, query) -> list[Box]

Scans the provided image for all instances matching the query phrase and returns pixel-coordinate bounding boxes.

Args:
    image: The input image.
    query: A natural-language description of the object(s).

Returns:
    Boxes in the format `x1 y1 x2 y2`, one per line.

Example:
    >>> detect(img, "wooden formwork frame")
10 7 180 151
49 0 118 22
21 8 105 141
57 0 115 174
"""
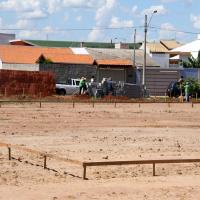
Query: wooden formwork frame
0 142 82 170
82 159 200 180
1 142 200 180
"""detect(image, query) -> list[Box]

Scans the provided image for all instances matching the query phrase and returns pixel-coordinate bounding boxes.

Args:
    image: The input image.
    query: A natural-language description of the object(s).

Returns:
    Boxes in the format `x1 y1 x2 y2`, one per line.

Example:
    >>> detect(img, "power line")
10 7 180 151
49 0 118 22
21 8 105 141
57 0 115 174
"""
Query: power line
1 25 199 36
149 26 200 35
0 26 143 32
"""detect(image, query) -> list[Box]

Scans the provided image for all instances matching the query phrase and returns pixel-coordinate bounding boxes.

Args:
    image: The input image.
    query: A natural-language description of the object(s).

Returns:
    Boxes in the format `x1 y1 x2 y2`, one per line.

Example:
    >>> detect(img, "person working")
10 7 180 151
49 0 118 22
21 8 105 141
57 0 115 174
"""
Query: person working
184 82 190 102
79 77 87 95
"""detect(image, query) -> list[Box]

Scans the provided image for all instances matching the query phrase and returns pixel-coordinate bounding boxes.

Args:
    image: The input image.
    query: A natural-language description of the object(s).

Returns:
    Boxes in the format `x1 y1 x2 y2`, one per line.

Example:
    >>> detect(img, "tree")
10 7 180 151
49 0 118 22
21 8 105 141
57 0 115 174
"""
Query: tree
183 50 200 68
36 54 53 64
182 78 200 97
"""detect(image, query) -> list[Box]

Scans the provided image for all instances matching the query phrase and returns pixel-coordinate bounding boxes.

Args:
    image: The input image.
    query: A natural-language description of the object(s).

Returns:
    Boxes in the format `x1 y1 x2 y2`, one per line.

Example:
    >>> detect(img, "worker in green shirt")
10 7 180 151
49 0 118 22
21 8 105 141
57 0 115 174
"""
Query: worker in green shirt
79 77 87 95
184 82 190 102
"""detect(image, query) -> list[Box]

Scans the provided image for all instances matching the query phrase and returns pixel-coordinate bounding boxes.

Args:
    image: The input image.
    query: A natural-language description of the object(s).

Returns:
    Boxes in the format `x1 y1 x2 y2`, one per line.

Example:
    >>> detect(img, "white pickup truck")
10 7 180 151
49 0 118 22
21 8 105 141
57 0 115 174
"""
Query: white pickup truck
56 79 80 95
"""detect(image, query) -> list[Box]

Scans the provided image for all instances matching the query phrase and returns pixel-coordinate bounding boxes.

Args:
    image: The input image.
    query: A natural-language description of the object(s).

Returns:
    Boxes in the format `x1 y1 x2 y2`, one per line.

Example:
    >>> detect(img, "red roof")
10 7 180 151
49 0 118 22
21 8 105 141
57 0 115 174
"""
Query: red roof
0 45 94 65
95 59 132 66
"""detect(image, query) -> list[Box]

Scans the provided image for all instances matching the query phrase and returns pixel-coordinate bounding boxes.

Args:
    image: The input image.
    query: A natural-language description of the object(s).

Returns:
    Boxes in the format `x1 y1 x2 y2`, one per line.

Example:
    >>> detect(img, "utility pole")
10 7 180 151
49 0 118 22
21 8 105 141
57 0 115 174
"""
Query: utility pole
143 10 157 96
133 29 136 67
143 14 148 92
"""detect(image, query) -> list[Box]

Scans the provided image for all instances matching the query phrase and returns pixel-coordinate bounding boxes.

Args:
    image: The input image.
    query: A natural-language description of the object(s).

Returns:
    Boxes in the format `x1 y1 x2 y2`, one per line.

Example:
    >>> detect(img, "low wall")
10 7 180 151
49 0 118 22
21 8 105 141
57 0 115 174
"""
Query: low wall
0 69 55 97
40 63 97 83
2 63 39 71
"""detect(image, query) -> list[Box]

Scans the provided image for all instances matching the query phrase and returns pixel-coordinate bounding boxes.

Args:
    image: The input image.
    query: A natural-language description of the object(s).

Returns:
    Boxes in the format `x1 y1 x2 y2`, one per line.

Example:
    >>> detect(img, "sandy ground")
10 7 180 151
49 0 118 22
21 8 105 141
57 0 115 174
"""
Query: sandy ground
0 102 200 199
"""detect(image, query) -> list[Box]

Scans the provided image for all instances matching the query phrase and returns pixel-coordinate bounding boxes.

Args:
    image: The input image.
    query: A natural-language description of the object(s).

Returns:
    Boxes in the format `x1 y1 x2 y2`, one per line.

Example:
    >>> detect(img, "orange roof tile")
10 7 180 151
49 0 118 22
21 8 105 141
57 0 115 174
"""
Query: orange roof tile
95 59 132 66
42 53 94 64
0 45 93 65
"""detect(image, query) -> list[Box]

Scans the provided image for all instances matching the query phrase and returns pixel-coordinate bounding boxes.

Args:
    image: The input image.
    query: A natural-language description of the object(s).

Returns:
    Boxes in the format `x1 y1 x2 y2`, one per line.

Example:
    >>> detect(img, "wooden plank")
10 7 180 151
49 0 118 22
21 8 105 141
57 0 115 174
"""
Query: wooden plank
83 159 200 167
82 159 200 180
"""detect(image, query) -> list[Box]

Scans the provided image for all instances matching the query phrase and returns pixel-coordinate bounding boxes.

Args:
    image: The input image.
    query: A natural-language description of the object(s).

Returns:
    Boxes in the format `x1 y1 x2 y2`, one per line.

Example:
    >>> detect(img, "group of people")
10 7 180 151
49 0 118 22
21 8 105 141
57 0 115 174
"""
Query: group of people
78 76 114 97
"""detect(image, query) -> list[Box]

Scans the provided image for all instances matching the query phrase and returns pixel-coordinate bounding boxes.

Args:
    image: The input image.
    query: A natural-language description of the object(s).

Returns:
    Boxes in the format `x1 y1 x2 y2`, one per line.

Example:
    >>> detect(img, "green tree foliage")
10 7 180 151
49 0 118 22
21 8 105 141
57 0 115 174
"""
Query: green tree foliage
182 78 200 96
183 51 200 68
36 54 53 64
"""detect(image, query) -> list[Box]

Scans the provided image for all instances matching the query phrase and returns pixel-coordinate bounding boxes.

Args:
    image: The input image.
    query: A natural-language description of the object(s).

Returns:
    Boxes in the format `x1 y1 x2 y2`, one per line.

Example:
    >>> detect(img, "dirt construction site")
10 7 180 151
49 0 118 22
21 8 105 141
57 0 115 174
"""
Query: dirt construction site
0 101 200 200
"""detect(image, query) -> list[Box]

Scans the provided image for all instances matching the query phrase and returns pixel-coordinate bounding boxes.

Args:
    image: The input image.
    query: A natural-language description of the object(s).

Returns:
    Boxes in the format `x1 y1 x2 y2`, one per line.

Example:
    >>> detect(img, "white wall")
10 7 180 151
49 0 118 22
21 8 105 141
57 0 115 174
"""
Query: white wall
2 63 39 71
150 53 169 68
0 59 2 69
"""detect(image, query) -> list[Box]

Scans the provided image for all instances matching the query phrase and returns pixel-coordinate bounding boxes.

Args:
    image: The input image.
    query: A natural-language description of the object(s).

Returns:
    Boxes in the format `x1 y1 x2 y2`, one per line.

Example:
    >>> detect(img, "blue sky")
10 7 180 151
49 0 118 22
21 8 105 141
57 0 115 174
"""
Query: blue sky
0 0 200 43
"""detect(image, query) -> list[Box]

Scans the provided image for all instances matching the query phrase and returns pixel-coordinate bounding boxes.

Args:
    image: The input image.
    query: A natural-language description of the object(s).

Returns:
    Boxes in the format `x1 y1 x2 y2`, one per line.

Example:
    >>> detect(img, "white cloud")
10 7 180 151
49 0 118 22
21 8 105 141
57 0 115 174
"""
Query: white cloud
95 0 116 25
132 5 138 15
62 0 104 8
159 22 175 39
142 5 167 16
18 25 56 40
20 10 47 19
191 14 200 29
88 28 103 42
18 30 40 39
76 16 82 22
15 19 30 29
161 0 177 3
88 0 117 41
0 0 40 12
0 0 48 20
110 17 133 28
47 0 62 14
43 26 54 34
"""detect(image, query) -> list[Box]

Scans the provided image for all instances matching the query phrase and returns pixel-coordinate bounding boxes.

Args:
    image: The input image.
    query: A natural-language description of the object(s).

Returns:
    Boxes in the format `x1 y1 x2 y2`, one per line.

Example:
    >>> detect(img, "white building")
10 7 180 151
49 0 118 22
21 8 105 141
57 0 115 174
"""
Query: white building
140 40 182 68
171 35 200 59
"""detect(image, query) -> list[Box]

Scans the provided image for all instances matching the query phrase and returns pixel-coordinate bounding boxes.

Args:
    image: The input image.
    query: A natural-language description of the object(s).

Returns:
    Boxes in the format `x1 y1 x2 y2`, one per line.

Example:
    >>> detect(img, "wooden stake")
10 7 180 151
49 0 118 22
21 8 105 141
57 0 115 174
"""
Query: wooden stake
44 155 47 169
73 101 75 108
39 92 42 108
8 147 11 160
114 101 117 108
165 93 167 103
153 163 156 176
92 101 95 108
83 165 87 180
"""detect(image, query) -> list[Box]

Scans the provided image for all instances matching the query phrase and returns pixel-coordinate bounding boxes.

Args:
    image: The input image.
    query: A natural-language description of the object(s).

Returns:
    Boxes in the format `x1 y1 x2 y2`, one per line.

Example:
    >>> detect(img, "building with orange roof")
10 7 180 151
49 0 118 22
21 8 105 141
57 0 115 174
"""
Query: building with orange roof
0 45 94 65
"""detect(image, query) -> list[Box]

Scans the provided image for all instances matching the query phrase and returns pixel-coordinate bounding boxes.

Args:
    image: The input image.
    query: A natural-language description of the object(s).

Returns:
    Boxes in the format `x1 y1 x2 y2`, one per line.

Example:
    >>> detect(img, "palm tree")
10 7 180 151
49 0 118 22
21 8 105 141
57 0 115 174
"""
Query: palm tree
183 50 200 68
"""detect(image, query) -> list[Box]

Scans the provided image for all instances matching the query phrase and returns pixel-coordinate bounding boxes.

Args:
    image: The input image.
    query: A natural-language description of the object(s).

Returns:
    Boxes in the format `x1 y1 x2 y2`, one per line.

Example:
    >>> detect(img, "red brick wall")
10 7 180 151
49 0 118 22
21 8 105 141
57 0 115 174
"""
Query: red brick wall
0 70 55 97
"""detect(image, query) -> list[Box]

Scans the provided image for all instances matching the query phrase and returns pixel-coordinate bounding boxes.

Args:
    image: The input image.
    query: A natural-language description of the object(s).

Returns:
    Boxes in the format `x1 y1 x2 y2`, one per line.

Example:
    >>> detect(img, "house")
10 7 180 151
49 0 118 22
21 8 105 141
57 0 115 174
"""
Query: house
140 40 184 68
9 39 142 49
0 45 95 83
86 48 159 83
140 41 170 68
171 34 200 65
